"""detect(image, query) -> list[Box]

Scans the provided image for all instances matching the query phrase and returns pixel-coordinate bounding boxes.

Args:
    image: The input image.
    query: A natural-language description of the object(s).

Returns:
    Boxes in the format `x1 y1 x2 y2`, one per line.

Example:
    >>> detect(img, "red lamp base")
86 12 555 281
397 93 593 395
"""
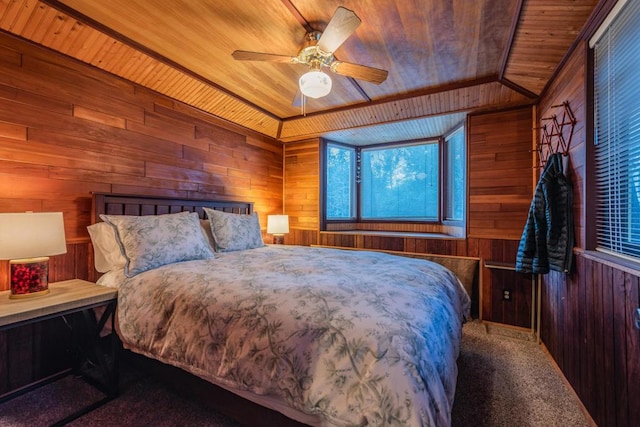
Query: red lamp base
9 257 50 299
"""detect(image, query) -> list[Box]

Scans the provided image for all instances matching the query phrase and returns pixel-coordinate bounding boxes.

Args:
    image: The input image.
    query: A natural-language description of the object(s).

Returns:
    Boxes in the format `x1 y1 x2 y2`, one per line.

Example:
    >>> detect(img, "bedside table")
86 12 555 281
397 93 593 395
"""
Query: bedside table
0 279 119 425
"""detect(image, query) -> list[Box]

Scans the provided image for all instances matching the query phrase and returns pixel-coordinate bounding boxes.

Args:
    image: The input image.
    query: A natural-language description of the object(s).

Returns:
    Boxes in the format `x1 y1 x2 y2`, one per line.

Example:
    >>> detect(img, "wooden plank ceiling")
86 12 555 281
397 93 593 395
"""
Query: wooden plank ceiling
0 0 599 143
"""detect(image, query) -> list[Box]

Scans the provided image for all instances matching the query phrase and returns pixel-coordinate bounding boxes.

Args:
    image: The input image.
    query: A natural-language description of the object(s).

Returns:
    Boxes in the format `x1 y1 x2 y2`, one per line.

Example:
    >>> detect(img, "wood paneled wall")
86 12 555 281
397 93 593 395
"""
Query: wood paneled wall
537 41 587 249
0 32 283 292
467 107 534 240
466 107 534 327
538 40 640 426
543 256 639 427
283 139 319 235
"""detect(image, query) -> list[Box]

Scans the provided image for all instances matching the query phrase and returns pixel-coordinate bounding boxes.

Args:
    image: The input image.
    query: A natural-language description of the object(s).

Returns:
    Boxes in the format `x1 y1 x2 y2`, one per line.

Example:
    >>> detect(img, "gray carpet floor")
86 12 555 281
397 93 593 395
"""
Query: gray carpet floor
0 320 589 426
450 321 588 427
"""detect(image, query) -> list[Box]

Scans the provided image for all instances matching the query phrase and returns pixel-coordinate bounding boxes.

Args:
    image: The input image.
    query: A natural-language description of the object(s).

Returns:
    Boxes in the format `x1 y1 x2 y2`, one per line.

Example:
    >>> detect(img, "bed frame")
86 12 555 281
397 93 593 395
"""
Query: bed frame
92 192 253 222
91 193 305 426
90 193 477 426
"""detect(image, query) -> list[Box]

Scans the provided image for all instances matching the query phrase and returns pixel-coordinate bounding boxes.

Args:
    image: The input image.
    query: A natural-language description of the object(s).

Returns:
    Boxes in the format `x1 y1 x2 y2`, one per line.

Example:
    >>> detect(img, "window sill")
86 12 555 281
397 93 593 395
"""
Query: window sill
320 230 464 240
580 249 640 277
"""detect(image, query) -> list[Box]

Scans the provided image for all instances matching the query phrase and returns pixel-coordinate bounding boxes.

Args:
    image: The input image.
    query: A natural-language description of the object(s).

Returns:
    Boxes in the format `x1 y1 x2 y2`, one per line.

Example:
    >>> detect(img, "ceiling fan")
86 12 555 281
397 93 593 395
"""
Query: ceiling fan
232 6 388 101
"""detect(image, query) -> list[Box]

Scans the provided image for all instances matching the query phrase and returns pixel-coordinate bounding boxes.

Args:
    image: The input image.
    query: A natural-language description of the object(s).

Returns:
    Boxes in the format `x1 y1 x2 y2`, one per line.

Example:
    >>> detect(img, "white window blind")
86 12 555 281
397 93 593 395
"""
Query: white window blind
593 0 640 260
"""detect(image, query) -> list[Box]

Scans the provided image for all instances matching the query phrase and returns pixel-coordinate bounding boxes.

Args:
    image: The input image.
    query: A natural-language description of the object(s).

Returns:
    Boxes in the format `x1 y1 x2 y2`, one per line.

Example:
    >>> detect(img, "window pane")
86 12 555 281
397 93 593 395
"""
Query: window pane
361 142 439 220
593 0 640 259
445 127 465 221
326 144 355 219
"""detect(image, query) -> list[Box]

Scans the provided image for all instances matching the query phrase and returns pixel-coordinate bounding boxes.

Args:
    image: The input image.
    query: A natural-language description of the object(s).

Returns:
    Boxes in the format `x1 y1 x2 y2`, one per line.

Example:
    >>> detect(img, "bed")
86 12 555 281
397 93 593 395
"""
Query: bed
90 193 471 427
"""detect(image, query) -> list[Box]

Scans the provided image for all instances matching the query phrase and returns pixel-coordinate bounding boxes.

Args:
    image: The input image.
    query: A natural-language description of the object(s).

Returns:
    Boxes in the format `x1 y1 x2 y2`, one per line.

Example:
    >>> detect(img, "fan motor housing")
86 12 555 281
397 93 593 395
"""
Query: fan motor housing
303 31 321 46
297 32 334 69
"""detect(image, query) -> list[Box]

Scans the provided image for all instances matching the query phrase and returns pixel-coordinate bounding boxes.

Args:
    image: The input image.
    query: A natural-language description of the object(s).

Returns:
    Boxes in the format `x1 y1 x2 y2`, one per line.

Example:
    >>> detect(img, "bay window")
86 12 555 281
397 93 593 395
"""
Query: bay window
322 125 466 226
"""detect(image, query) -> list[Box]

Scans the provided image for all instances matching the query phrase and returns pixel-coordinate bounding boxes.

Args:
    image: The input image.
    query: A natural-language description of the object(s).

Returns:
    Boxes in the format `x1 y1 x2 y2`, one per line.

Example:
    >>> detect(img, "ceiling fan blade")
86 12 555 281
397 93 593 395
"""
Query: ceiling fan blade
330 61 388 84
232 50 295 63
317 7 361 53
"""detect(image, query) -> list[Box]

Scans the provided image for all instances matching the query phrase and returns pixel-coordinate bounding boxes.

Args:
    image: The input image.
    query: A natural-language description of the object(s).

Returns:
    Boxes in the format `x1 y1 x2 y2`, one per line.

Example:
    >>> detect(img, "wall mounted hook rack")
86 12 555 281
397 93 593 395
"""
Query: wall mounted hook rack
533 101 576 169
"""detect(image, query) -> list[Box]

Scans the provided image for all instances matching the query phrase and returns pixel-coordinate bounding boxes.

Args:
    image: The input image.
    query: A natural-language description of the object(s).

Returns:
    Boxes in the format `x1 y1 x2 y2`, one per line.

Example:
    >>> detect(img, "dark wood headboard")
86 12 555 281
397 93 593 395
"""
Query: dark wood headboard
92 193 254 222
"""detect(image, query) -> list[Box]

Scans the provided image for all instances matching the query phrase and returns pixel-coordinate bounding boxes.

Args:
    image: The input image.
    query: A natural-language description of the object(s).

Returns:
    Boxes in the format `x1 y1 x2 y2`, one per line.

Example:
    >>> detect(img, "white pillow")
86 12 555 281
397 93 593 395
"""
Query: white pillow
87 222 127 273
203 208 264 252
100 211 215 277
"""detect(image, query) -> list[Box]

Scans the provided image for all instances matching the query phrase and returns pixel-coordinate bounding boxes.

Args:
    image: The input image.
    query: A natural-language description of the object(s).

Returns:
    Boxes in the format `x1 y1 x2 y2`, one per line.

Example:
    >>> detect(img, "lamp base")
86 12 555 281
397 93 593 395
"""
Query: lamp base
272 235 285 245
9 256 50 299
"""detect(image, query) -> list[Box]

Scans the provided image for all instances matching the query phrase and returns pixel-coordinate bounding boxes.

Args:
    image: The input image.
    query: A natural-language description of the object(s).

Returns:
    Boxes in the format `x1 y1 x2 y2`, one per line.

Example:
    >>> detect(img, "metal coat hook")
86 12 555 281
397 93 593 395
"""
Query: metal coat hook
533 101 576 169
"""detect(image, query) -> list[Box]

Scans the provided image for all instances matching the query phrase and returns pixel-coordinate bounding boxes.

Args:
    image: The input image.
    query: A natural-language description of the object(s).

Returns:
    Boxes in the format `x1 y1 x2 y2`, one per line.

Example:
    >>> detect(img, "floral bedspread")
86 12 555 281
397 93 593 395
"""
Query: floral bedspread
115 245 470 426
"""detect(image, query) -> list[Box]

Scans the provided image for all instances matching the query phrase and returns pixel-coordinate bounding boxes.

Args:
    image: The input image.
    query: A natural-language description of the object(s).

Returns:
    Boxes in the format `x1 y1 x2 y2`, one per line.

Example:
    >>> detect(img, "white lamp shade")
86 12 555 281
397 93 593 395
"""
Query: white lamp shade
267 215 289 235
0 212 67 260
299 71 332 99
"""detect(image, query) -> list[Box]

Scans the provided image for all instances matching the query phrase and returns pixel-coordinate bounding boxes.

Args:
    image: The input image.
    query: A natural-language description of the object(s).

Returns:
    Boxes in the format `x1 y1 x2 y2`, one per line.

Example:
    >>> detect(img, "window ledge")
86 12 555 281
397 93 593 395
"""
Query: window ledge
580 249 640 277
320 230 464 240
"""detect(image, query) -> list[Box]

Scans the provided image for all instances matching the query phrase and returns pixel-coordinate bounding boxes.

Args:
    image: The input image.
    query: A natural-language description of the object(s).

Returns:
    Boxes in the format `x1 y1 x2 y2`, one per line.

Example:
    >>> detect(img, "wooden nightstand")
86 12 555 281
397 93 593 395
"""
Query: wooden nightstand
0 279 119 425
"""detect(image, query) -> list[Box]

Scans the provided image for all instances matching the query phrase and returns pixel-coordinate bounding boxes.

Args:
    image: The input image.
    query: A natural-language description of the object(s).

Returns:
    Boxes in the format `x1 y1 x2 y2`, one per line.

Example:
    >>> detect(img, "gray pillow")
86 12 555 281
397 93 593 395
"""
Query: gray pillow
100 211 215 277
203 208 264 252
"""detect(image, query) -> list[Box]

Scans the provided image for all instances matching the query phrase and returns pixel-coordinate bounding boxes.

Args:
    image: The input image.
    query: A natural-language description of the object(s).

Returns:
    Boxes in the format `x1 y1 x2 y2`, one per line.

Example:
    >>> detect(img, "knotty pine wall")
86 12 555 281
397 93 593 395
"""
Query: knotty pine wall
284 107 536 328
537 40 639 427
0 32 283 293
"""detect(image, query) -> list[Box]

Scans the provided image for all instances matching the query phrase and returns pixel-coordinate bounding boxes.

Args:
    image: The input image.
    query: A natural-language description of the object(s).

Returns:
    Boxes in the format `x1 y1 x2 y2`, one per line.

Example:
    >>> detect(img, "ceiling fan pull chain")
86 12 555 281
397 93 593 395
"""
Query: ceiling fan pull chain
302 94 306 116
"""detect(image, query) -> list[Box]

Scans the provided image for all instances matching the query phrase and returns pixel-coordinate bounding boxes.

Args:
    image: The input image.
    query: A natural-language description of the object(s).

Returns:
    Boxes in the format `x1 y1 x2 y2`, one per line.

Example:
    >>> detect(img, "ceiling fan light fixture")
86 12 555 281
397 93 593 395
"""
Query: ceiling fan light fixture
299 70 332 99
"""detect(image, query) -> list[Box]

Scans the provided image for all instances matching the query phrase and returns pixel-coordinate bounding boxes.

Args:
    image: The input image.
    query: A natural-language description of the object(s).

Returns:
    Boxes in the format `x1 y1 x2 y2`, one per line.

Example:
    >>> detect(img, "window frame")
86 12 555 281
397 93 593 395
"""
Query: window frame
587 0 640 264
442 125 466 226
322 140 357 222
320 123 466 229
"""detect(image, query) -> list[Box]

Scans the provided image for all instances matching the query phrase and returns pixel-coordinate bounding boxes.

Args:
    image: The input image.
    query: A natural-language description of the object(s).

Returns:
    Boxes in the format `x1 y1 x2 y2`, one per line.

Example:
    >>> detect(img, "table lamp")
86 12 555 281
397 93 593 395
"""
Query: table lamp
267 215 289 244
0 212 67 299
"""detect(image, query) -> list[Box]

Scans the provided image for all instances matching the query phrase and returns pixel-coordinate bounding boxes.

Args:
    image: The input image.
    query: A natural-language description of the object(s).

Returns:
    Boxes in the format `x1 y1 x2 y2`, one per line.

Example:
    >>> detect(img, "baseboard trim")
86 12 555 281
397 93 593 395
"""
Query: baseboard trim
481 321 537 341
539 341 597 427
